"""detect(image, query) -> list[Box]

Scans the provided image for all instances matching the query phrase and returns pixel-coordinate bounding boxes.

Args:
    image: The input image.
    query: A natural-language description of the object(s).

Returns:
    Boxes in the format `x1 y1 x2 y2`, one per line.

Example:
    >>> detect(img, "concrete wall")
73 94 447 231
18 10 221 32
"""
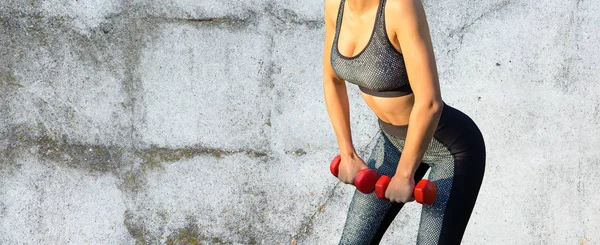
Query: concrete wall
1 0 598 244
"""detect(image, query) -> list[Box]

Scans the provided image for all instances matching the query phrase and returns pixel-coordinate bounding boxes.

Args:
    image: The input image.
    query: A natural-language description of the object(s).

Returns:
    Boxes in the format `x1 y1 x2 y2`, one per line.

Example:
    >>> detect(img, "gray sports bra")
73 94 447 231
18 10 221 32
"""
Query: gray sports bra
330 0 412 97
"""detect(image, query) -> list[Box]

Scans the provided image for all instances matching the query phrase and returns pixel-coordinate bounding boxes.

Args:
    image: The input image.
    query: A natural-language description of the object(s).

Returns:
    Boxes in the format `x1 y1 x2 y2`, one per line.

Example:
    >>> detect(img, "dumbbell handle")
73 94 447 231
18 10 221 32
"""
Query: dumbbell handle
375 176 437 205
330 155 379 194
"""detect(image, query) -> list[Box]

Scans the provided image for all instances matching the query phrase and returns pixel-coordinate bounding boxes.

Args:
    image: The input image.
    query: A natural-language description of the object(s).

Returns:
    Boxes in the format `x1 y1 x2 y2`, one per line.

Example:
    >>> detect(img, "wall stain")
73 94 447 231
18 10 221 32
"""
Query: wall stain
165 217 211 245
267 5 322 31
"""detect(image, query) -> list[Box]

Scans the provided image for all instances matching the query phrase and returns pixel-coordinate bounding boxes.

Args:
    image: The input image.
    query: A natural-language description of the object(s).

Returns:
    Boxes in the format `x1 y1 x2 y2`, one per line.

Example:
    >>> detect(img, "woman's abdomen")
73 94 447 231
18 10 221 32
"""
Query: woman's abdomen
361 92 415 125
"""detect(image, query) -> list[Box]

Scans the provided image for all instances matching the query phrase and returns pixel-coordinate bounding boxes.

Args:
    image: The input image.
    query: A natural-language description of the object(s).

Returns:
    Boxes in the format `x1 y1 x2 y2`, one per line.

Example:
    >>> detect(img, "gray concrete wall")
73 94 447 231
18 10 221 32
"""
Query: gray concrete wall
0 0 598 244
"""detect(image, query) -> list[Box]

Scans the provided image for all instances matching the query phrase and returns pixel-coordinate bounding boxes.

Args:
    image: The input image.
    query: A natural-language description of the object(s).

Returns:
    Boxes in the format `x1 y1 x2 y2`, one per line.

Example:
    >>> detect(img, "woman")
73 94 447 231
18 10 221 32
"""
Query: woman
322 0 486 244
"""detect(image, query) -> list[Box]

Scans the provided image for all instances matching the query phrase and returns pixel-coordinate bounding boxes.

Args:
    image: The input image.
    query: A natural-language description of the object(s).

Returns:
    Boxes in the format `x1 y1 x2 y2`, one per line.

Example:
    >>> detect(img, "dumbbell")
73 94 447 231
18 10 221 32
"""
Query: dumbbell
375 176 437 205
330 155 379 194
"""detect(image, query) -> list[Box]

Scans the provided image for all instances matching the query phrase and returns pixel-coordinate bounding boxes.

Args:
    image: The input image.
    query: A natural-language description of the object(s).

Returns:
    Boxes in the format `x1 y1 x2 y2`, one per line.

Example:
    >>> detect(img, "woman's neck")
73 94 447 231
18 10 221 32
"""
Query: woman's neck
345 0 380 14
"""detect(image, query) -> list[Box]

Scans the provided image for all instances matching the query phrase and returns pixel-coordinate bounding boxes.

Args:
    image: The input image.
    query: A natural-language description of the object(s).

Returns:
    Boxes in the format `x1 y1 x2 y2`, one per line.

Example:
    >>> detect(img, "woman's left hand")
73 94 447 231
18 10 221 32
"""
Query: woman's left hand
385 175 415 203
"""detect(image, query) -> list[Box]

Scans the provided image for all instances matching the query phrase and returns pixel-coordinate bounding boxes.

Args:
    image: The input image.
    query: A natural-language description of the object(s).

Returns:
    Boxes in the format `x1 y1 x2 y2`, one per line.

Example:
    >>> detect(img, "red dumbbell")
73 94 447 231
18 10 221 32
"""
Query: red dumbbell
375 176 437 205
330 155 380 194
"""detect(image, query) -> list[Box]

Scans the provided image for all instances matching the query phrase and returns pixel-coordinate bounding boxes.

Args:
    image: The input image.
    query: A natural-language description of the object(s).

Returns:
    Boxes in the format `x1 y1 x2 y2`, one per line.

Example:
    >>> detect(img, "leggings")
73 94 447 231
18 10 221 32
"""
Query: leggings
339 102 486 245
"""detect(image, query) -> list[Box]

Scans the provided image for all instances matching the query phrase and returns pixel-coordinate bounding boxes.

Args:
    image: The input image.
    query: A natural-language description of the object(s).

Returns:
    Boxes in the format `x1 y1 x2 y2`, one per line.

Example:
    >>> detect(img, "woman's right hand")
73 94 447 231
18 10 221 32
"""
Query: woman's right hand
337 152 369 185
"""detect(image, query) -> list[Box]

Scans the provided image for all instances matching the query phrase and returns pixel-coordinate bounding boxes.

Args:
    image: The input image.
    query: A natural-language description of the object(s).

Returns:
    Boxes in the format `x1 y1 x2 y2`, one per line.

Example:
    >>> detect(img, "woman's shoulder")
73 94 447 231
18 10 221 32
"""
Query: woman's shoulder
324 0 343 23
384 0 426 30
324 0 342 10
384 0 422 17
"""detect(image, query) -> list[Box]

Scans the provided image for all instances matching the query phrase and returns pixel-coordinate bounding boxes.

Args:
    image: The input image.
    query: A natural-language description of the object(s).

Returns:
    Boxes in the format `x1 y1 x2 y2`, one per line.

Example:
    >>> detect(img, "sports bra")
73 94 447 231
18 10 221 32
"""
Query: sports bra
330 0 412 97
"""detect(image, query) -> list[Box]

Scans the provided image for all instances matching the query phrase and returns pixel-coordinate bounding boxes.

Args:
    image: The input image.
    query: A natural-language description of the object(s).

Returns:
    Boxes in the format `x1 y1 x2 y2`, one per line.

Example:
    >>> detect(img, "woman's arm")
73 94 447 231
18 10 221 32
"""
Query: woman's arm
390 0 444 179
323 0 356 158
323 0 369 184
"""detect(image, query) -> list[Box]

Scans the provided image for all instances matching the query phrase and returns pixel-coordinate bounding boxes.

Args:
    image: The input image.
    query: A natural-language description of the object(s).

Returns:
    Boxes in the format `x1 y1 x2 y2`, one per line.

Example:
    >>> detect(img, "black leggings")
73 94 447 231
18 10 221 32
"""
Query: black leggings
339 102 486 244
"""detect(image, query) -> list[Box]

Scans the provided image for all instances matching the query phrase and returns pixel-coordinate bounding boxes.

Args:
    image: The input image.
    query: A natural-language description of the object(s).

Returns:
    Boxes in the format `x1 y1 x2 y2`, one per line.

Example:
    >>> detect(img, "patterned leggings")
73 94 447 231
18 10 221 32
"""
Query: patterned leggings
339 103 486 244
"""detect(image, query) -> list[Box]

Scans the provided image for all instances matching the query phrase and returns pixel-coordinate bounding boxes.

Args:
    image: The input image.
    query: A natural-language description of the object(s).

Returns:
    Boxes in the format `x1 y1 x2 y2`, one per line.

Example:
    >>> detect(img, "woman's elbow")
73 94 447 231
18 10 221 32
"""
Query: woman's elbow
415 97 444 115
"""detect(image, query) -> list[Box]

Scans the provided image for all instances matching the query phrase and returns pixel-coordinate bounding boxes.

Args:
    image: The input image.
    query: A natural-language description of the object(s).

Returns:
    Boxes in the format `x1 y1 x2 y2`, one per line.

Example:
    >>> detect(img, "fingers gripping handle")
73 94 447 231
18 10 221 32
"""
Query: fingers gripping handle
330 155 379 194
375 176 438 205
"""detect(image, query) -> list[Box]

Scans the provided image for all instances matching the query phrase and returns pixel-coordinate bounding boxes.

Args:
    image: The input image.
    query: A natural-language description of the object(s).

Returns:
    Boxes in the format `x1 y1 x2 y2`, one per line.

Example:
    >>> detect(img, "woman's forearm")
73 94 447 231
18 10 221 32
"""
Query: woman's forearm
323 80 356 156
395 101 443 178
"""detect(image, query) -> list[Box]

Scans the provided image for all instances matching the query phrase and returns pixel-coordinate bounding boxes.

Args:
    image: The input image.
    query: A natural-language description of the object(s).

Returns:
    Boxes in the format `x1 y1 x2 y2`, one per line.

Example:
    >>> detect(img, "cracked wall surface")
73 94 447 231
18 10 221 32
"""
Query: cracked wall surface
1 0 599 244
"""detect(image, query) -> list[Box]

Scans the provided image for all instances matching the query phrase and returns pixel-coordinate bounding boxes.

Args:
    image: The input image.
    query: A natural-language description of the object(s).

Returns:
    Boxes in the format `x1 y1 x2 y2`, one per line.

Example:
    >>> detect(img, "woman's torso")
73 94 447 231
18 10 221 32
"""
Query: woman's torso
330 0 415 126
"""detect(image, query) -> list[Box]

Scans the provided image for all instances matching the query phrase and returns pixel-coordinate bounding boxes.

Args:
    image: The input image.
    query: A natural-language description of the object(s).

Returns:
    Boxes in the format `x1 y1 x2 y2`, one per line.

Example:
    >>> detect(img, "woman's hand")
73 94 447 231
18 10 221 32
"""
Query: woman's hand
385 175 416 203
337 153 368 185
